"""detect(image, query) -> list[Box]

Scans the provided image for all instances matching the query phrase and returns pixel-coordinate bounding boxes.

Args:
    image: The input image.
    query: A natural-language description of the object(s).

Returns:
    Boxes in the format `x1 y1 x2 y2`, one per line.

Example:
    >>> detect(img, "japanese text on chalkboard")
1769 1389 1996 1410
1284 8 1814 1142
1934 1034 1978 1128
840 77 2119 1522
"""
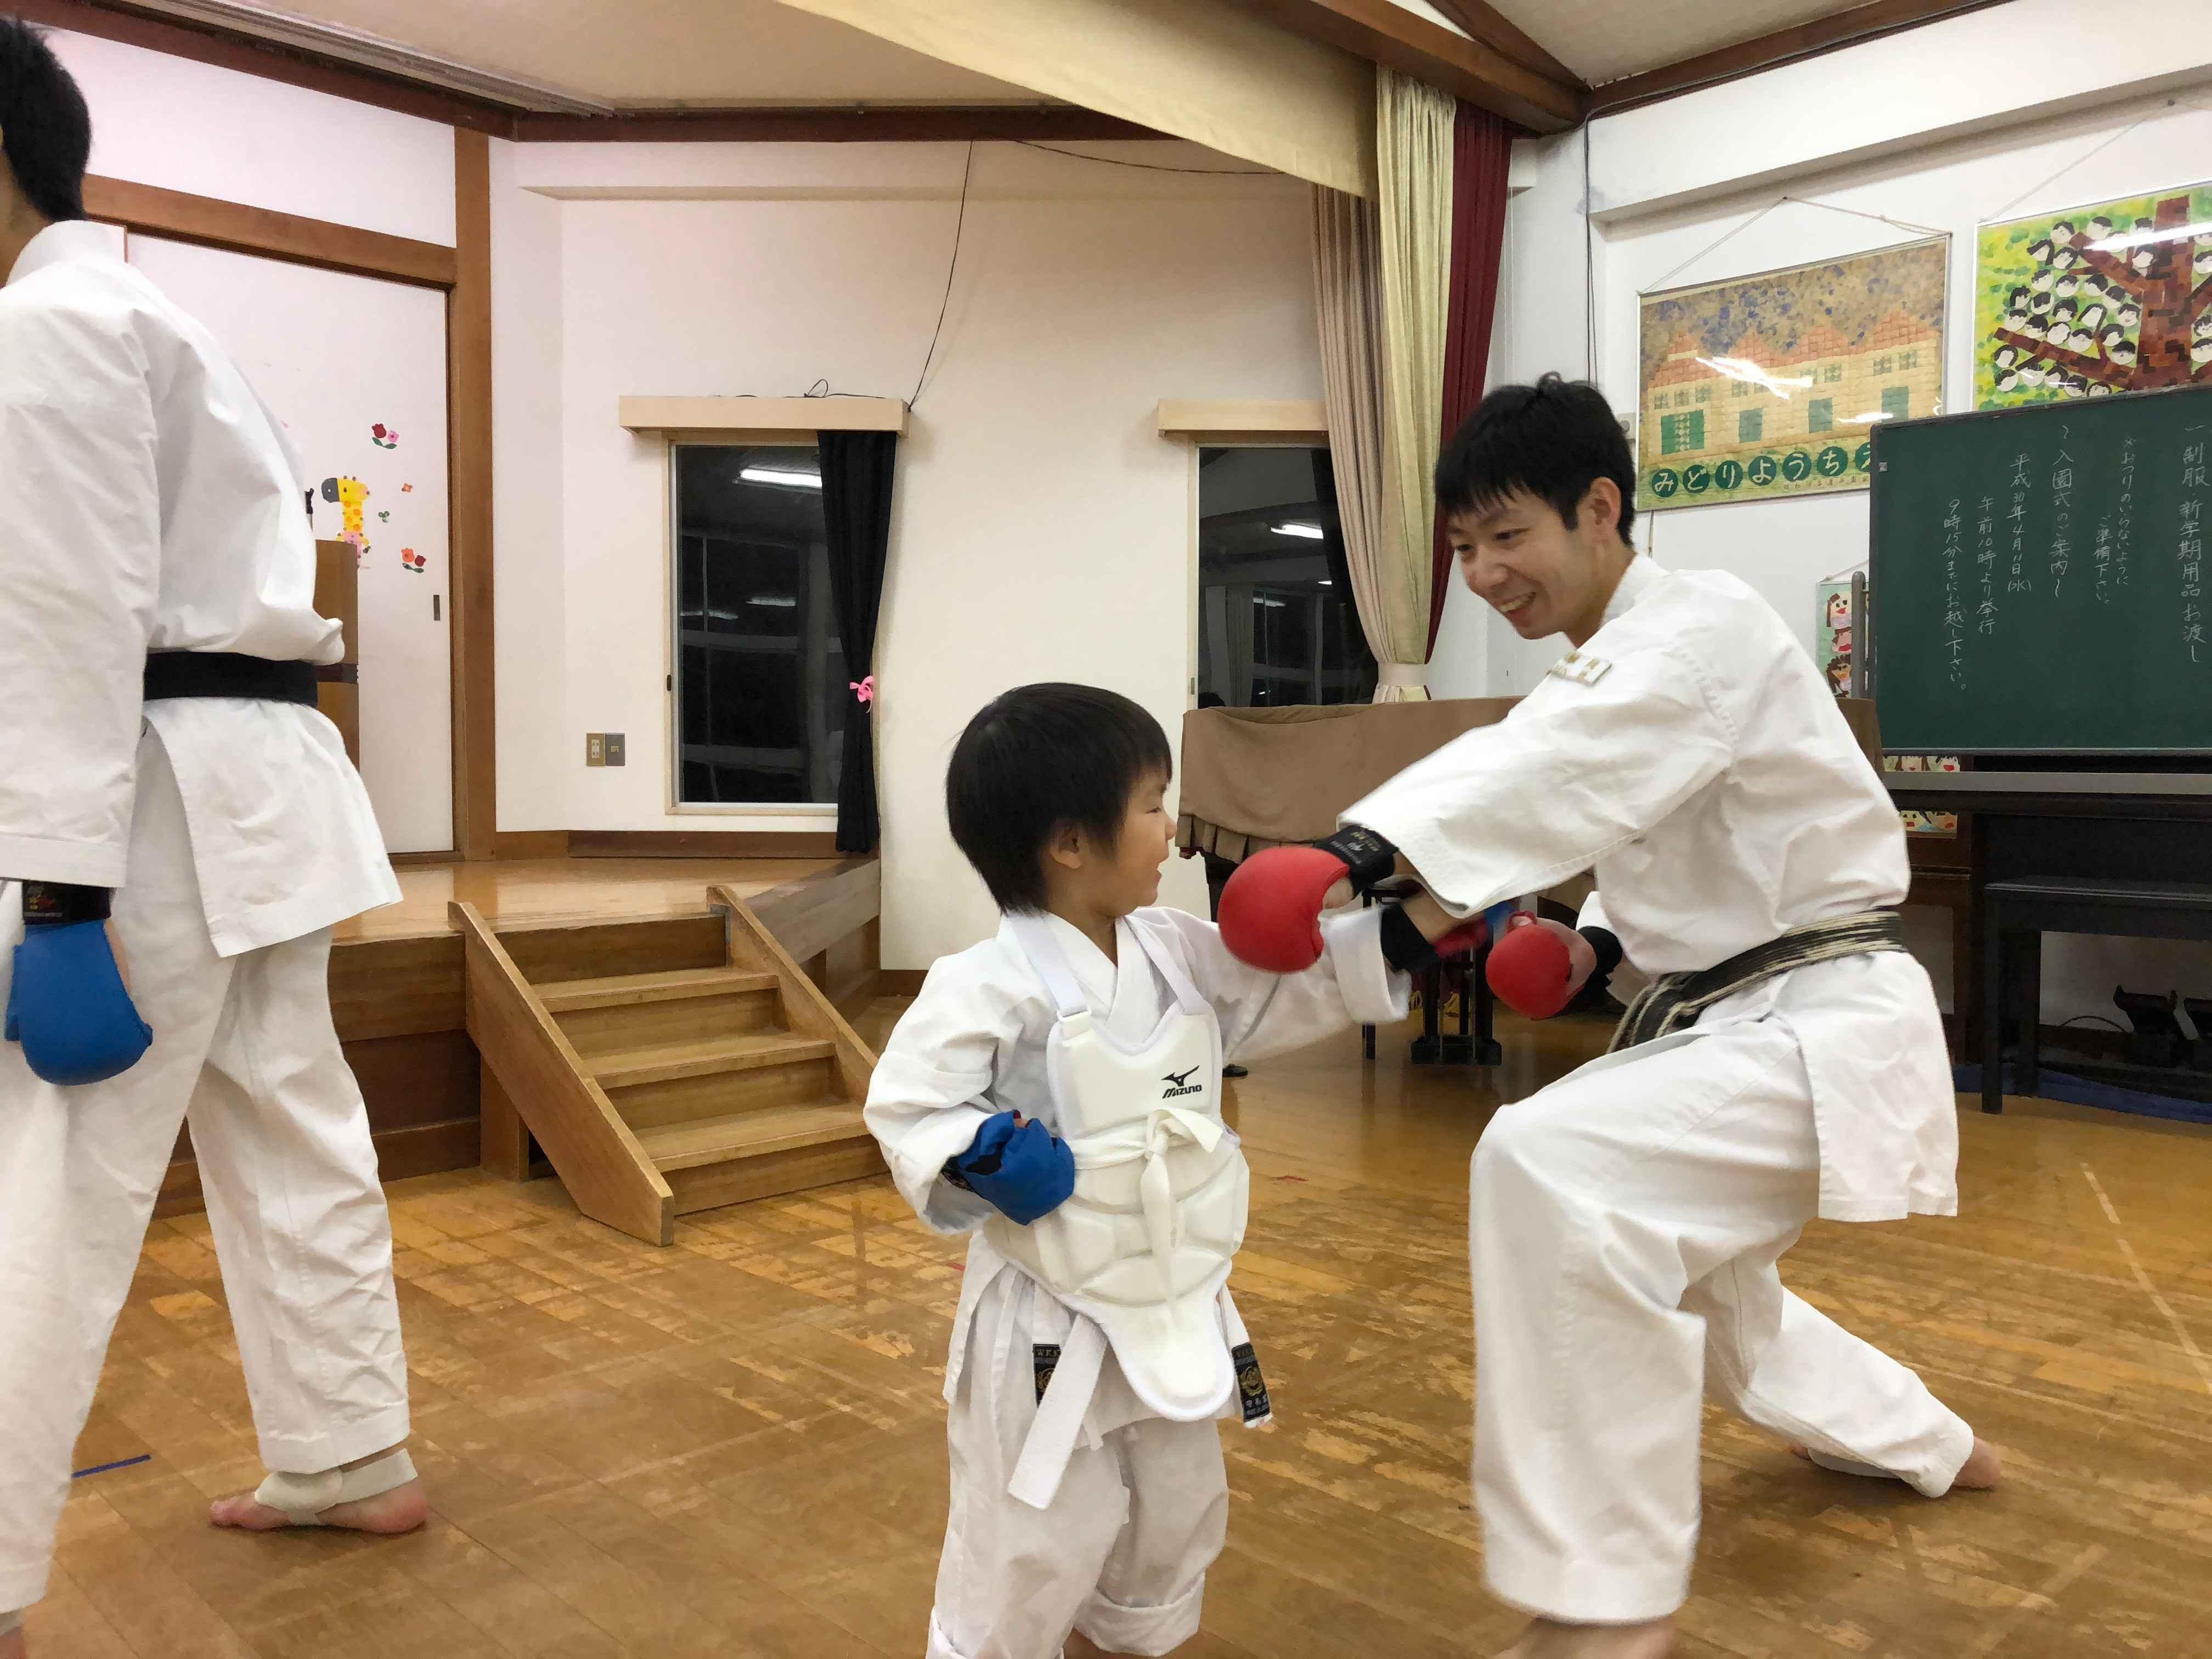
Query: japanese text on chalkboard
1942 497 1966 686
1975 496 1997 634
2049 430 2074 596
2185 436 2207 663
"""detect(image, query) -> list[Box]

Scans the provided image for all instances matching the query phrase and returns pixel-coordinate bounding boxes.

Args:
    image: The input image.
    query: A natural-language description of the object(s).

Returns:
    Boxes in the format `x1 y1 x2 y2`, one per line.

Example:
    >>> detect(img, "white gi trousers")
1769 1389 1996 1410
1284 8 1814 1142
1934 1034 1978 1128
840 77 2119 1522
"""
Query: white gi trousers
0 737 409 1611
1469 986 1975 1624
929 1268 1229 1659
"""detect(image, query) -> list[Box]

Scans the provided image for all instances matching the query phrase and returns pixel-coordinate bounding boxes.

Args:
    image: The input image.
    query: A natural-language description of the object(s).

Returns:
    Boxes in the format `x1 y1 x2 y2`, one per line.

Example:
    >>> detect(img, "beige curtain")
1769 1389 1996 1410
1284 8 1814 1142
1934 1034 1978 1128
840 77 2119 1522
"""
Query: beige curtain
1312 187 1412 695
1313 69 1457 703
769 0 1377 197
1373 68 1455 701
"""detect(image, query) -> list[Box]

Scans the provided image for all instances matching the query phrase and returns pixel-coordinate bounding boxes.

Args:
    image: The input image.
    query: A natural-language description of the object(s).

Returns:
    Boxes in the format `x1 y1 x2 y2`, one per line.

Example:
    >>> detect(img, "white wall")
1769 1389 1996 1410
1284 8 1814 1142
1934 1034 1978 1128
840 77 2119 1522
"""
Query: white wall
492 140 1320 962
47 27 455 245
1491 22 2212 1024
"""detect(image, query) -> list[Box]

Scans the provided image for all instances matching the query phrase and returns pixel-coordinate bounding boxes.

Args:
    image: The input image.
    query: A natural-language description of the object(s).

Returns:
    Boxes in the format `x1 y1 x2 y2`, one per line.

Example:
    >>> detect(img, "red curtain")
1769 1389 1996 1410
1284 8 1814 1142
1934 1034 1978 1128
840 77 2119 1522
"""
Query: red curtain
1426 104 1513 656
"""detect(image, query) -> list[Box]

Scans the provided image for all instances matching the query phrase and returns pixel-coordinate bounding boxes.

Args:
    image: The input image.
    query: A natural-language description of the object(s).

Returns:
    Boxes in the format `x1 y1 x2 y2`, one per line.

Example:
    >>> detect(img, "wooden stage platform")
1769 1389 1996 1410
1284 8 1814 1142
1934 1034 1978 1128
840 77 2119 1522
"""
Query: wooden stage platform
159 857 872 1216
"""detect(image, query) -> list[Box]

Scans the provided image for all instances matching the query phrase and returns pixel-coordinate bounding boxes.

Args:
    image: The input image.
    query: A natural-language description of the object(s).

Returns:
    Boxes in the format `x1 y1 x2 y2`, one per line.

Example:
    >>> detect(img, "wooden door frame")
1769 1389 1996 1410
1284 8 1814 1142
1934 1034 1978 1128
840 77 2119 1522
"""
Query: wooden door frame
83 134 496 860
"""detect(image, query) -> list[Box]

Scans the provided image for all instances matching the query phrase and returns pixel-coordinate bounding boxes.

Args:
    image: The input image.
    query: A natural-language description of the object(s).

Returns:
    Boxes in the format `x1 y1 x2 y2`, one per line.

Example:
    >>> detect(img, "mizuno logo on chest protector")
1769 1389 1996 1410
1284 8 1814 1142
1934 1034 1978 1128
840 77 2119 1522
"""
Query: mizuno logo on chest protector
1161 1066 1205 1098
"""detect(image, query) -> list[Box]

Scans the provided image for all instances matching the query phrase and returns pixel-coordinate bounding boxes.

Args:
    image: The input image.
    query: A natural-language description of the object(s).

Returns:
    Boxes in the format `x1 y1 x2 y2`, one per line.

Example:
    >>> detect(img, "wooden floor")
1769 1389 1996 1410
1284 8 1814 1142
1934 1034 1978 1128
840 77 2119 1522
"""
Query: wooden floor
337 858 846 944
36 1003 2212 1658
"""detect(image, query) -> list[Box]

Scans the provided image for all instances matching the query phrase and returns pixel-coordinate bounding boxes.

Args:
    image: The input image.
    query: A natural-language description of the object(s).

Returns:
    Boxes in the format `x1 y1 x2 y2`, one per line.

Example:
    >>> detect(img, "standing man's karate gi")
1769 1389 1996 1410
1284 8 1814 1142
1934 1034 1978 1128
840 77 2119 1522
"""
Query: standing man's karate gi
0 25 423 1652
1218 376 1999 1659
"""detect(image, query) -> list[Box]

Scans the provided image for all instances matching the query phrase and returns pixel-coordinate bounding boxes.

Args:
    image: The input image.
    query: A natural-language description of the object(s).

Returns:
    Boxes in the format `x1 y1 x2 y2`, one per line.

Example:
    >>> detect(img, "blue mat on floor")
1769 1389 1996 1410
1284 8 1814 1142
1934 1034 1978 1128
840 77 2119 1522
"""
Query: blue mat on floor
1954 1063 2212 1126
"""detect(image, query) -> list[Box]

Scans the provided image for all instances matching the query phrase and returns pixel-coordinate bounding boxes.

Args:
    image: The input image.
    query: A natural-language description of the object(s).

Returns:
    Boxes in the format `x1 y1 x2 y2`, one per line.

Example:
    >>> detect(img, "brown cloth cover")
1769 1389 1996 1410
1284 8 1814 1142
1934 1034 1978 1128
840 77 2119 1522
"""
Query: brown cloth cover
1177 697 1886 913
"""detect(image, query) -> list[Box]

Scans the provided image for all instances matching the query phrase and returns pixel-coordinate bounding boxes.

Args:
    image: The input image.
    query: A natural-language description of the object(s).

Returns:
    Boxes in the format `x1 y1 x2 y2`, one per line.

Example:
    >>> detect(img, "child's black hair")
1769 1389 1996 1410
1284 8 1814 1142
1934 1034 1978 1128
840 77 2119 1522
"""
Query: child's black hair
0 20 91 224
1434 373 1637 545
946 684 1172 915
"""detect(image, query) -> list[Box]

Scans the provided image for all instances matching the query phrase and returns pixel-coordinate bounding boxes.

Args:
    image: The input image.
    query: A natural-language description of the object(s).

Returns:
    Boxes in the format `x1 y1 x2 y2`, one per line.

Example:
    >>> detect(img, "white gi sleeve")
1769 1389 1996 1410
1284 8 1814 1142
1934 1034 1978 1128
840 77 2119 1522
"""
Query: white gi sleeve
1147 906 1411 1066
0 301 161 886
1345 642 1735 917
1577 889 1612 934
861 958 1012 1236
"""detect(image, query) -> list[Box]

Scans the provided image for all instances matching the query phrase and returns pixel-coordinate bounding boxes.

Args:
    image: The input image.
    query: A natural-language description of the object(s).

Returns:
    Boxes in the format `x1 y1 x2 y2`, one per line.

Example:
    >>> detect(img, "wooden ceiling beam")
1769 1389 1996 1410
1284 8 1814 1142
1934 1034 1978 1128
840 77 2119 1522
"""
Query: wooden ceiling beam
1589 0 2016 118
1422 0 1581 90
1229 0 1585 134
510 105 1160 143
24 0 1169 144
18 0 519 132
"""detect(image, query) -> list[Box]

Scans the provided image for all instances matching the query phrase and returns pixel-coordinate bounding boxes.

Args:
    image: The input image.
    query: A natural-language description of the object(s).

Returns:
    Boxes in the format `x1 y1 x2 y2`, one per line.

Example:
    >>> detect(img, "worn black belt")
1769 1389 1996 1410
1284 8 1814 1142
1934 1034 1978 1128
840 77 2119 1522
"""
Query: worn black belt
143 651 320 707
1609 910 1908 1053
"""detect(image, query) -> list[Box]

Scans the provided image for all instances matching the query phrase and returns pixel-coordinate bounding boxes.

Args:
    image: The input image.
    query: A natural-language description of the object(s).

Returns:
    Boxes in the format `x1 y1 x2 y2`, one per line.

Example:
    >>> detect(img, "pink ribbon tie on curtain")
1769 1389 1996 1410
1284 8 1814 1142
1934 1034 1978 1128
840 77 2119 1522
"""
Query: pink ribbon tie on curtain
850 675 876 707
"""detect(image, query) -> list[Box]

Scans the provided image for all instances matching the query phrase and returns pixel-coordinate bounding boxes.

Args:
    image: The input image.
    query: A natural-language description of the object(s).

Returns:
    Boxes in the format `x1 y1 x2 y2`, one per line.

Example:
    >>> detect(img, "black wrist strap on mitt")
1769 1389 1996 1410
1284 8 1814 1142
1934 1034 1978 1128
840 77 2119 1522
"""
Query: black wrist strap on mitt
1379 904 1441 974
22 882 113 926
1317 826 1400 895
1582 926 1623 985
1561 926 1624 1014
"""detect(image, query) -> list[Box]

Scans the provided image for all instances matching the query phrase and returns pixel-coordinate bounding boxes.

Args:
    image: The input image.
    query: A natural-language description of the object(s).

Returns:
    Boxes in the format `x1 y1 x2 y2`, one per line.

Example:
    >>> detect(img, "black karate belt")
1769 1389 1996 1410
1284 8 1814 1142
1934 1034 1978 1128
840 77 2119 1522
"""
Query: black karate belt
144 651 319 707
1609 910 1908 1054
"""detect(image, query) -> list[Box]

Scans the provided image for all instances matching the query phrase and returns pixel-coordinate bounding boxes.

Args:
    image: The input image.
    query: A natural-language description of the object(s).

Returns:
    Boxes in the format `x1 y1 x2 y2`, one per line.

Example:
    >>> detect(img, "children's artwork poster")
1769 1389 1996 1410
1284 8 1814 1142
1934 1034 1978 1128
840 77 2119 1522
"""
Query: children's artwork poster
1883 753 1960 836
1974 180 2212 409
1817 580 1855 697
1637 238 1949 511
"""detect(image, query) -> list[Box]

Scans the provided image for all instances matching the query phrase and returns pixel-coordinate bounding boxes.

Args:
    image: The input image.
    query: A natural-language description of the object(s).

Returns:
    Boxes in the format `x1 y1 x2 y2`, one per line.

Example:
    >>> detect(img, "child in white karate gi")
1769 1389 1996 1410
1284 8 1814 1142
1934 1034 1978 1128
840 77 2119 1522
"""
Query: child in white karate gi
866 684 1475 1659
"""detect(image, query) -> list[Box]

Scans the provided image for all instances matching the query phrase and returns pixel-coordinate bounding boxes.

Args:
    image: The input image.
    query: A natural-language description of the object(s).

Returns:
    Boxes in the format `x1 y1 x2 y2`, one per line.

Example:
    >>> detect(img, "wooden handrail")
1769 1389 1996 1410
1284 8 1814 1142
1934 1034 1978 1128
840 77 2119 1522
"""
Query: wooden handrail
712 885 881 1109
451 901 675 1244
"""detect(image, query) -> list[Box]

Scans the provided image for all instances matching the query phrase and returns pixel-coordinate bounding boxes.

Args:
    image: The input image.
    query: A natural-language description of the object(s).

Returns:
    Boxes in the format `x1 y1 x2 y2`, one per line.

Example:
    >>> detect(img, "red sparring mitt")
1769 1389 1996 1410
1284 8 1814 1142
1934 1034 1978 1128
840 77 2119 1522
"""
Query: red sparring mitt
1217 828 1401 972
1486 912 1578 1019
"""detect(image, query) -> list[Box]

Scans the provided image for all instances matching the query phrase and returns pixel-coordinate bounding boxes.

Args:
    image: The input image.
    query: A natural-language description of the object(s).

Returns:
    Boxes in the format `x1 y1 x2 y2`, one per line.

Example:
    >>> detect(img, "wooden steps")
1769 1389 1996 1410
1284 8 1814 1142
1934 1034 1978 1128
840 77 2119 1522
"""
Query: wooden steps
454 893 884 1243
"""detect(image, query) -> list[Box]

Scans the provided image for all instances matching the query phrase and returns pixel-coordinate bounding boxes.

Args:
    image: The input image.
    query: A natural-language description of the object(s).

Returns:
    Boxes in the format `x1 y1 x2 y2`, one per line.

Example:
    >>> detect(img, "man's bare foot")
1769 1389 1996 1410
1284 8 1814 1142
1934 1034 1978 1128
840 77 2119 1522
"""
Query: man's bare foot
1789 1437 2002 1492
208 1476 427 1534
1952 1438 2002 1489
1498 1617 1677 1658
1 1621 26 1659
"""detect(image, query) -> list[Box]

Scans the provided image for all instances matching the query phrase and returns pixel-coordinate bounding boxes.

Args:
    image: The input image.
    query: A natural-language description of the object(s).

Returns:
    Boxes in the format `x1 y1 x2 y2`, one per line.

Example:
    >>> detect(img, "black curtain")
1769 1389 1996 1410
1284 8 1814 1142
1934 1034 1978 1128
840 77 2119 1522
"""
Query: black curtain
1309 450 1357 601
819 430 897 854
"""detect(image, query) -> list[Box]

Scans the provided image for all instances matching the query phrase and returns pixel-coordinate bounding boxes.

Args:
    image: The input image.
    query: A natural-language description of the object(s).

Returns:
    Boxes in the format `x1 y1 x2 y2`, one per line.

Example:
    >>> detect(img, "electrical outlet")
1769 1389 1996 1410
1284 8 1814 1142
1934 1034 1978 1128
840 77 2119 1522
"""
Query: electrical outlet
585 733 606 767
605 732 625 766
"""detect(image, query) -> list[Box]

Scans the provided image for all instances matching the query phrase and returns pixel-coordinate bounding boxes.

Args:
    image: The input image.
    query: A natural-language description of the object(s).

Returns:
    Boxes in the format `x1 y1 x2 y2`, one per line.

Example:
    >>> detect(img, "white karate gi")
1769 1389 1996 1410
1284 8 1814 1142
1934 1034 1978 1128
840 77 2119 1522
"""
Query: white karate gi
867 906 1405 1659
1348 556 1974 1624
0 222 407 1613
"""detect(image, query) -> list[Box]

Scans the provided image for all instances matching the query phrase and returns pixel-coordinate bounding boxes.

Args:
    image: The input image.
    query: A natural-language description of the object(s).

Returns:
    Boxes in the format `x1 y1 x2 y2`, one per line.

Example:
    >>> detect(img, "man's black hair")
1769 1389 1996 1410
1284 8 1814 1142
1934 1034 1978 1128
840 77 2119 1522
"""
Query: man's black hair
1434 373 1637 545
946 684 1172 915
0 19 90 223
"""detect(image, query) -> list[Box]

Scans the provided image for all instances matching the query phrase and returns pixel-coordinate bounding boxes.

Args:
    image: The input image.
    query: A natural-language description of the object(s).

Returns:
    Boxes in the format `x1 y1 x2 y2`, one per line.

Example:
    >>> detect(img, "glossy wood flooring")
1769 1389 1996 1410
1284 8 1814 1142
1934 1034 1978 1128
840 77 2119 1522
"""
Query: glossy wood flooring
35 1003 2212 1658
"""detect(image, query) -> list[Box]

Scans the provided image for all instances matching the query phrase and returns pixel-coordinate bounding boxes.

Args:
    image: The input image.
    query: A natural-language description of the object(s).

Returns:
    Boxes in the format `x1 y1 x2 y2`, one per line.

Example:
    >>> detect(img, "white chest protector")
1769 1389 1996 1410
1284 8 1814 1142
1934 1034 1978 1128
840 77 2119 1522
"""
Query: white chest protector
984 916 1251 1423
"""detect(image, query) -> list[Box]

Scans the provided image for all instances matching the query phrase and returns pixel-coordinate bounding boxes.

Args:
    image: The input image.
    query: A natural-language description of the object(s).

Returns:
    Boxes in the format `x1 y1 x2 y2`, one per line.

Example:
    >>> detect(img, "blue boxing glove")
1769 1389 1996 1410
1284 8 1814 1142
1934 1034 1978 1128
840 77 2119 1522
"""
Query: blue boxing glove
7 884 154 1086
944 1111 1075 1225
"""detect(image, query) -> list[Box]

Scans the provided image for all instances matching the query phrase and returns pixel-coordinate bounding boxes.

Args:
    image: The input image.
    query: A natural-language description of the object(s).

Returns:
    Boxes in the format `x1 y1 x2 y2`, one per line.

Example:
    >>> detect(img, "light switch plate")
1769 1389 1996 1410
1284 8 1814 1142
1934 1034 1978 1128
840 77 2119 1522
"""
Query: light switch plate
605 733 625 767
585 733 606 767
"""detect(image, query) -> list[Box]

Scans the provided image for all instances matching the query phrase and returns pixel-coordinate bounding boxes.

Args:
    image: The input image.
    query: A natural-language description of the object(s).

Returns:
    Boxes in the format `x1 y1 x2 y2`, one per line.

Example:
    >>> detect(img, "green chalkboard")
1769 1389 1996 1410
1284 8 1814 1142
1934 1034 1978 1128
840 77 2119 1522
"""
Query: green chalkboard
1869 386 2212 753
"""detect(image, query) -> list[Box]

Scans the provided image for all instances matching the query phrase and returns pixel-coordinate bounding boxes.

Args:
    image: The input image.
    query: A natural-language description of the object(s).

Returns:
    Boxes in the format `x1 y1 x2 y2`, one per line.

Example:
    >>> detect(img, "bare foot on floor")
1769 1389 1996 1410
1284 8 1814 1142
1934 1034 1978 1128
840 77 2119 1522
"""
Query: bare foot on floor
1790 1438 2002 1491
208 1476 428 1534
1498 1618 1677 1658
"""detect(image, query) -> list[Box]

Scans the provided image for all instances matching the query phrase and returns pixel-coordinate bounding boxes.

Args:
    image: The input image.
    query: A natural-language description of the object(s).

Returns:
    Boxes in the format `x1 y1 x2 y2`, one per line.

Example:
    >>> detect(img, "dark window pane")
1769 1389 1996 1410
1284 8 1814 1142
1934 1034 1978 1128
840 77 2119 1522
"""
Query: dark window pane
673 443 842 804
1196 445 1376 708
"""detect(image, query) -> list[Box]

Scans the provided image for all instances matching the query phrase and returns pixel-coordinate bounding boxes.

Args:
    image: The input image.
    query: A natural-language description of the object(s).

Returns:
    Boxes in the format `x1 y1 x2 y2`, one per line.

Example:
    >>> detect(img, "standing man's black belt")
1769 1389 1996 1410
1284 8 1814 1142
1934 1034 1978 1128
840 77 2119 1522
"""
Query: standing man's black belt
143 651 320 707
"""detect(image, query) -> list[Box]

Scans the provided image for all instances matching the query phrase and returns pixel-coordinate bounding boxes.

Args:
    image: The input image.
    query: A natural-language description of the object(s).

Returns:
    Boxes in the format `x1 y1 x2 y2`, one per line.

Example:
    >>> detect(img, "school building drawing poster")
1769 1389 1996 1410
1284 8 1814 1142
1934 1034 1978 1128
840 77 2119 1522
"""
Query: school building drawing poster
1637 237 1949 511
1974 179 2212 410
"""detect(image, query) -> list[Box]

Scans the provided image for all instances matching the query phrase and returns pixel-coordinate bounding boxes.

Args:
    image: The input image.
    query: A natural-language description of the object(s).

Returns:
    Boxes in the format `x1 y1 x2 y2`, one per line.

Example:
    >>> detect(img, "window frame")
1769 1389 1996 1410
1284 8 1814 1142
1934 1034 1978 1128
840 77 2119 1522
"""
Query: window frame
1188 437 1374 713
664 435 844 817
